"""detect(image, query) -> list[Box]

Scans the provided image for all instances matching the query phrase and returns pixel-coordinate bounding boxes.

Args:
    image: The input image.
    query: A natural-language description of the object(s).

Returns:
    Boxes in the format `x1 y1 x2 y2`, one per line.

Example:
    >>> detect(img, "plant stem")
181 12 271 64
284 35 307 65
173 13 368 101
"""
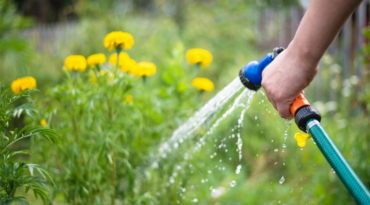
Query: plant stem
114 48 122 74
71 105 85 166
111 151 116 205
106 93 116 205
53 148 63 173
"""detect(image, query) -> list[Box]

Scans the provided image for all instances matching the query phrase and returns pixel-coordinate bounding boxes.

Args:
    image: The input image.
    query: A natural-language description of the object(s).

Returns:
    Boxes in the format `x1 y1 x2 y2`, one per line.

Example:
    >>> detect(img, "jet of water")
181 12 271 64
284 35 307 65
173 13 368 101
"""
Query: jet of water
158 77 245 157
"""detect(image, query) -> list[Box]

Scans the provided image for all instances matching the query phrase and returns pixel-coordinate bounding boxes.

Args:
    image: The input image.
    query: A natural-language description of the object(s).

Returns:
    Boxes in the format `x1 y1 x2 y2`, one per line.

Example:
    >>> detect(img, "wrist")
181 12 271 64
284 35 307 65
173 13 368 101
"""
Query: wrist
288 39 321 69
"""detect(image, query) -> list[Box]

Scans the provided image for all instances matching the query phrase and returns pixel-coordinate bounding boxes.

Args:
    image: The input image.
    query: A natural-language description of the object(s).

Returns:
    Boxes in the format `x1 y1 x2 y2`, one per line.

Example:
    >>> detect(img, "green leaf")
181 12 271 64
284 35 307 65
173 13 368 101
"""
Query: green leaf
36 167 55 186
7 150 30 159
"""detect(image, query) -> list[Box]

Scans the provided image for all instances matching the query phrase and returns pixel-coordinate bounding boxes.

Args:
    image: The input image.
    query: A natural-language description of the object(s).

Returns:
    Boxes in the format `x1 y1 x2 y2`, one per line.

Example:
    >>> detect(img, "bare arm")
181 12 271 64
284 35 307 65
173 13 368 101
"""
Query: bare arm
262 0 363 118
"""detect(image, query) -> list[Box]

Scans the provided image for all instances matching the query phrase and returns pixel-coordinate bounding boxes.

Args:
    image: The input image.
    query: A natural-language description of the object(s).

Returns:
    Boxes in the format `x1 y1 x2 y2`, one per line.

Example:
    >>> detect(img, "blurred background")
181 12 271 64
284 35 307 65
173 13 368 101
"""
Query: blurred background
1 0 370 204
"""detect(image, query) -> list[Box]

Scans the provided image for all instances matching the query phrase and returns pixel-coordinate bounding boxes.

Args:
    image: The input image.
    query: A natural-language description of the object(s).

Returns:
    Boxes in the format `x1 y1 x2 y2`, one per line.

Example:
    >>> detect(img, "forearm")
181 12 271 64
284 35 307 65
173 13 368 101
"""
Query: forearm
291 0 363 68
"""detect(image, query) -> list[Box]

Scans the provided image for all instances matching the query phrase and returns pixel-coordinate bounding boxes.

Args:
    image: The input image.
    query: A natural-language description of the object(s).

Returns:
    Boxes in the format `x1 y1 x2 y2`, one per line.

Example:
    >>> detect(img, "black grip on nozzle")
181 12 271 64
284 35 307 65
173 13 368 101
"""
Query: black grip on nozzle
239 69 261 91
294 106 321 132
273 47 285 59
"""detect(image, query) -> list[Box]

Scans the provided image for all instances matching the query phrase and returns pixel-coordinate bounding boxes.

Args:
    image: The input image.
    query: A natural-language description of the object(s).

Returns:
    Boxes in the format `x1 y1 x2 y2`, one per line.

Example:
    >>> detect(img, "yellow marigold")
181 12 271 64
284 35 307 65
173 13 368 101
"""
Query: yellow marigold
109 52 130 65
130 62 156 77
87 53 106 66
64 55 87 71
11 76 37 94
120 58 138 72
40 119 47 127
124 95 134 103
186 48 213 67
192 78 214 92
104 31 134 51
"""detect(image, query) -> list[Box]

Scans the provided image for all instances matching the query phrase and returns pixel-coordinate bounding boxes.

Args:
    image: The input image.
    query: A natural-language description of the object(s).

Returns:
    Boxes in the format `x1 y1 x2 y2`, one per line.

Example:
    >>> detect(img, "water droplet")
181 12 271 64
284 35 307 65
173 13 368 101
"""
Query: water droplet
208 170 212 174
256 154 258 156
271 140 274 142
177 166 181 170
279 176 285 184
282 144 286 148
255 116 258 120
230 180 236 187
219 160 222 162
201 179 205 183
235 165 242 174
225 149 228 152
193 198 198 203
278 200 281 203
274 149 278 152
229 158 232 160
300 148 304 151
182 188 186 192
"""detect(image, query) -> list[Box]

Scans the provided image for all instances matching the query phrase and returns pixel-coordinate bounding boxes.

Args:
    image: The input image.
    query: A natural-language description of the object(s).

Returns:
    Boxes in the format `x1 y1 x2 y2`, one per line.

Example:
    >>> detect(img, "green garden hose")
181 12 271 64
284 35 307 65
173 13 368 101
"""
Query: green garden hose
306 119 370 205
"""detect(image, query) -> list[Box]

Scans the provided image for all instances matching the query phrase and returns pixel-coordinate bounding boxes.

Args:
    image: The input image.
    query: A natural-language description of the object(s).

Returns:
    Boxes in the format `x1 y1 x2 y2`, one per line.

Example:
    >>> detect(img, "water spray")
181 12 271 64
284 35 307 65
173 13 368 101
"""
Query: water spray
239 48 370 205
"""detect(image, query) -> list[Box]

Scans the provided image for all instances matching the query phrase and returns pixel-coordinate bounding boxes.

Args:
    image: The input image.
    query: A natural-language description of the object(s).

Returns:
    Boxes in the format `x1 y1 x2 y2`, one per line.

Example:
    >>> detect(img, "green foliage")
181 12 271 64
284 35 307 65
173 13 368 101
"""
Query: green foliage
0 87 59 205
0 0 33 53
31 46 208 204
359 27 370 113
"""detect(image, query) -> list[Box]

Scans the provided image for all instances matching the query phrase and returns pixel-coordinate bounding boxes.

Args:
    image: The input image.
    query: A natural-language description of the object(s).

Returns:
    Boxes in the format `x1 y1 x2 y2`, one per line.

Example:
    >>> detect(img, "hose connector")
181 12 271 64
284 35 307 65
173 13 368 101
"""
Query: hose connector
291 93 321 132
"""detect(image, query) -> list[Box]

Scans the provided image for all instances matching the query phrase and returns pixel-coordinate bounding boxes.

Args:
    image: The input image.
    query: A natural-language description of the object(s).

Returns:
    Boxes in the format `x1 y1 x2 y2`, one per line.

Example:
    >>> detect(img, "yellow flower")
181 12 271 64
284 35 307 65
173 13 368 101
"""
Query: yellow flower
104 31 134 51
11 79 22 93
87 53 106 66
130 62 156 77
40 119 47 127
186 48 213 67
120 58 138 72
109 52 130 65
11 76 37 94
124 95 134 103
192 78 214 92
64 55 87 71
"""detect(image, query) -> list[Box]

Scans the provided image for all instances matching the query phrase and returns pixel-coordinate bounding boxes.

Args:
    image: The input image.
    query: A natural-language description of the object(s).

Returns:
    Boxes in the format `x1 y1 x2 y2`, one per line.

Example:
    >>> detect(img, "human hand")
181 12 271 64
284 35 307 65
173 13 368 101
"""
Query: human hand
261 45 319 119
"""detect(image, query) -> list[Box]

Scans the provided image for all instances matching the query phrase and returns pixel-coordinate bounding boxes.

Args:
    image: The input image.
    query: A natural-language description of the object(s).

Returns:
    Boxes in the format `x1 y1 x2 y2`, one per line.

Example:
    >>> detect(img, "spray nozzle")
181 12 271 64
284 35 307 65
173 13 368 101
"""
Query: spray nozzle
239 47 284 91
239 47 321 132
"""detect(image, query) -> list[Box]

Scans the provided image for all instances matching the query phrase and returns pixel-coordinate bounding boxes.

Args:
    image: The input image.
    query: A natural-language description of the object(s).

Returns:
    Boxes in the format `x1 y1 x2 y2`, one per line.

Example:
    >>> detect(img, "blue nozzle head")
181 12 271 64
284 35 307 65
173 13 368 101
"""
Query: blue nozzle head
239 47 284 91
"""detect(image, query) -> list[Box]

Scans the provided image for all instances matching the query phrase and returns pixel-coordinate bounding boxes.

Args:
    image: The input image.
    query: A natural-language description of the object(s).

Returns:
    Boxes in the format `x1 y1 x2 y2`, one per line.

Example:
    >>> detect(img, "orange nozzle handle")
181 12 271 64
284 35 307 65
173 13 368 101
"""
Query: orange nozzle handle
290 93 311 117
